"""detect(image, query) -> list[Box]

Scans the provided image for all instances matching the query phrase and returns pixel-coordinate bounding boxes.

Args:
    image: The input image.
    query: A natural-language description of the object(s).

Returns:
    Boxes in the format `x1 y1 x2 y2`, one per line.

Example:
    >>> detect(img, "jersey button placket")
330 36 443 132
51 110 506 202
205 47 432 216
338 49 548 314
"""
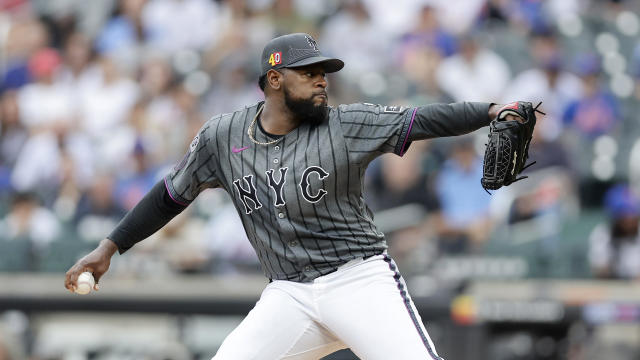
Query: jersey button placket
273 144 280 165
278 212 285 219
289 240 298 247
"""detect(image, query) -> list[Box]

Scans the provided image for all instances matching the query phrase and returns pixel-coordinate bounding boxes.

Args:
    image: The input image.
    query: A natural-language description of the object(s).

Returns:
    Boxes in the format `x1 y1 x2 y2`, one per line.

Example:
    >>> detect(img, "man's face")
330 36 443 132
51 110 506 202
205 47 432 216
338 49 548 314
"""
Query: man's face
280 65 329 126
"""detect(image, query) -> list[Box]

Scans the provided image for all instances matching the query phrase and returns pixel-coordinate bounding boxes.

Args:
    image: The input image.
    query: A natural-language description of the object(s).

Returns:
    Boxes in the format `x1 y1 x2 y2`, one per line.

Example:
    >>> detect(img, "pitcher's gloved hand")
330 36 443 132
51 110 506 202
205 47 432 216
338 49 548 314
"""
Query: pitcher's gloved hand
481 101 545 192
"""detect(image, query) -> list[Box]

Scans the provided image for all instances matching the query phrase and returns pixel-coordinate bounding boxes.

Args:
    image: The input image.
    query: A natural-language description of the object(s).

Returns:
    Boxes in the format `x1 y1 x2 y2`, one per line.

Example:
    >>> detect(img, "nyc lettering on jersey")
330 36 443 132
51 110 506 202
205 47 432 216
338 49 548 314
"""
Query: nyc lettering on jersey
232 166 329 214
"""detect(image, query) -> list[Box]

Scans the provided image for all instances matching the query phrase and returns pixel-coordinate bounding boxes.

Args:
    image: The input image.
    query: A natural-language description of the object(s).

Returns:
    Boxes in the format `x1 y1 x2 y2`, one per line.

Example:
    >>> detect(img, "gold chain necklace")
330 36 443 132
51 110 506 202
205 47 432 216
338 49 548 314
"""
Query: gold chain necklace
247 104 283 146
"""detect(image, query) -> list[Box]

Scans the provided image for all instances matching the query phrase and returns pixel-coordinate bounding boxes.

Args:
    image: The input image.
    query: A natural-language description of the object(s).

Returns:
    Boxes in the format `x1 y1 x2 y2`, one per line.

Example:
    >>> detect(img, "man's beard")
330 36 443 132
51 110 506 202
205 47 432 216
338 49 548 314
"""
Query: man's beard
283 86 328 127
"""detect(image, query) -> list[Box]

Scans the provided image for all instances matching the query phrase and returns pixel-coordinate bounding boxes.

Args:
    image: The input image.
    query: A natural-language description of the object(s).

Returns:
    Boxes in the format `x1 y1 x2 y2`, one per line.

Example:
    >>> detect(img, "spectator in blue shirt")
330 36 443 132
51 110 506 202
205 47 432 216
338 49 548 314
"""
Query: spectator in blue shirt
435 137 492 253
563 54 621 138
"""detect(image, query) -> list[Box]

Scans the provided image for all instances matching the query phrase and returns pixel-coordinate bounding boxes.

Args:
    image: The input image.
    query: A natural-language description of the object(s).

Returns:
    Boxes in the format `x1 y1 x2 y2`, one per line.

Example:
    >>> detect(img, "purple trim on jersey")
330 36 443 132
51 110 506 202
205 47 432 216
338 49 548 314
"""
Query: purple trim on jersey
164 177 189 206
399 107 417 156
383 255 443 360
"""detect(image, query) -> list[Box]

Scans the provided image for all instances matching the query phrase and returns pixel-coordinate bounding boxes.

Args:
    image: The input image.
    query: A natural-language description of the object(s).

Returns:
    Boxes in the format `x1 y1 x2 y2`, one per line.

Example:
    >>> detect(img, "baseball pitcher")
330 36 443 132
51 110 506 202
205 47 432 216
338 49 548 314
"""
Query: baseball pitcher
65 33 540 360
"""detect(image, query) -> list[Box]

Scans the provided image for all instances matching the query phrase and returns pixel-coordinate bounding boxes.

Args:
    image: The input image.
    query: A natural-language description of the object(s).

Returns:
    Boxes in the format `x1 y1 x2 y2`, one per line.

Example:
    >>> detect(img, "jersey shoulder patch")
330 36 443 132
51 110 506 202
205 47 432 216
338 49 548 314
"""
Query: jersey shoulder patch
382 105 403 113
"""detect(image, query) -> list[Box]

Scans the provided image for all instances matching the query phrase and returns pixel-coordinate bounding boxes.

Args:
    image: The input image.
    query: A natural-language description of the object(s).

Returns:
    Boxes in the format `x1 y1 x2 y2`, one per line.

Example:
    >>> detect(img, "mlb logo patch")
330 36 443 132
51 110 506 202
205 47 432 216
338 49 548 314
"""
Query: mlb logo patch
189 135 200 152
383 105 403 113
269 52 282 66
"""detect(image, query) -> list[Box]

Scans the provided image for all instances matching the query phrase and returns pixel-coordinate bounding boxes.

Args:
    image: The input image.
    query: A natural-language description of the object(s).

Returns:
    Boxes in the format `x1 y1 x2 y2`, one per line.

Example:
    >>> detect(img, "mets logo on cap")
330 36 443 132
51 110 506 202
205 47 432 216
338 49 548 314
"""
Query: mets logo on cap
306 35 319 51
268 51 282 67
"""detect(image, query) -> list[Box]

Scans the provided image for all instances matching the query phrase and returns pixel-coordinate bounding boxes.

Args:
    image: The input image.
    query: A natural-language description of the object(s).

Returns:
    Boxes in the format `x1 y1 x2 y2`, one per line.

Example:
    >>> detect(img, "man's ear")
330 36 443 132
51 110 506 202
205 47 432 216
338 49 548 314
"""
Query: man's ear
267 69 283 91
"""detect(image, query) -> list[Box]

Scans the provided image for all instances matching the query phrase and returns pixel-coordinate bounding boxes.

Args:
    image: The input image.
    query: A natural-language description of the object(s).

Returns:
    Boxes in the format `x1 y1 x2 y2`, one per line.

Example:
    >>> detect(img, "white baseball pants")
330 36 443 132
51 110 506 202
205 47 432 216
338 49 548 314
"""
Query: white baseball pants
212 254 443 360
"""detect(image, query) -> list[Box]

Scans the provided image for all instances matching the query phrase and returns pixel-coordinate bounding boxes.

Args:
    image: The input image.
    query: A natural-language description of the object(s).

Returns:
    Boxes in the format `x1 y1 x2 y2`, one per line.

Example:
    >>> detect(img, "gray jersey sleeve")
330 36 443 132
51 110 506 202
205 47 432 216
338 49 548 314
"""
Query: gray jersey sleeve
407 102 492 143
337 102 491 164
336 103 411 164
164 118 221 205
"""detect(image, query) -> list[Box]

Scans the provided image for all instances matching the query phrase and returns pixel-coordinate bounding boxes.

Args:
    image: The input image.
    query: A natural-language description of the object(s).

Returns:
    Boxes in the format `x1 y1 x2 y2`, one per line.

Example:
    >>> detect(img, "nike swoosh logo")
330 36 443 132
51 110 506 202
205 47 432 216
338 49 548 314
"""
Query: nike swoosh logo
232 146 249 153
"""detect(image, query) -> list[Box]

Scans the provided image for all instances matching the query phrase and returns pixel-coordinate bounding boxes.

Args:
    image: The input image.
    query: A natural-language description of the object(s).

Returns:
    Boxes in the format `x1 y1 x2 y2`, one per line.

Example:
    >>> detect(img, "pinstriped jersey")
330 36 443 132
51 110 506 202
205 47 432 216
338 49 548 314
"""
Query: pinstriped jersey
164 101 491 282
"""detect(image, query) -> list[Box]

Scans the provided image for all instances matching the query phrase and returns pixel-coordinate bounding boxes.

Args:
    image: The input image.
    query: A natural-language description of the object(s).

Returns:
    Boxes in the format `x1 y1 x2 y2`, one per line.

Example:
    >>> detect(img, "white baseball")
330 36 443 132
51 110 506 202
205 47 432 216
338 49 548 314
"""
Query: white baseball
75 272 95 295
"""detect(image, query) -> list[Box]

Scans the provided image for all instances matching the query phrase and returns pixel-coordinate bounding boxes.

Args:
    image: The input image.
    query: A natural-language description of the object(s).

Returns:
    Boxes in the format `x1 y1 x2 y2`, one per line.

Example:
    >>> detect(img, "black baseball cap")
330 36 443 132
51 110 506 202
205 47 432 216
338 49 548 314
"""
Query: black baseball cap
260 33 344 76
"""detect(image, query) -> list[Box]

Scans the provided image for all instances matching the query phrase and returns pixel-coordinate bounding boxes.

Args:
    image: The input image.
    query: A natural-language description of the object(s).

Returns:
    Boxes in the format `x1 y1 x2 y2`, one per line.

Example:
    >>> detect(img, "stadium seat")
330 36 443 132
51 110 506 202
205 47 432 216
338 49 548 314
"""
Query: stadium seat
0 237 34 272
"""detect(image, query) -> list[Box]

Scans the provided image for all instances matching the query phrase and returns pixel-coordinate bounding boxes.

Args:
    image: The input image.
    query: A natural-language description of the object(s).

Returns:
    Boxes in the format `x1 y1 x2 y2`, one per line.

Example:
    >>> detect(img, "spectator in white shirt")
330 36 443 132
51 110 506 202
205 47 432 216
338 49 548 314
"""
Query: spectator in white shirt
0 192 61 253
502 30 582 141
320 0 392 82
17 48 74 132
435 34 511 102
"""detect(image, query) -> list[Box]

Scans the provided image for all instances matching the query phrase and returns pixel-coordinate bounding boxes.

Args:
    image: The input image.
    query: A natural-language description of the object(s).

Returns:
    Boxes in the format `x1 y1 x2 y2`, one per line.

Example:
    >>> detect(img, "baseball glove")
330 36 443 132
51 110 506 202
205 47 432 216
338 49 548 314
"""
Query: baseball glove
481 101 545 192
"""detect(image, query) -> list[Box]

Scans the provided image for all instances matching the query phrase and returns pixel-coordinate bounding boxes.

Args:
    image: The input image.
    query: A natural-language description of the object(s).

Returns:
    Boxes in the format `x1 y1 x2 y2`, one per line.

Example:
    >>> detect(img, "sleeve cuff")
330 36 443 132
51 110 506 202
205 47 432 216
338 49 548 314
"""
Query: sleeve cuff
106 235 130 255
475 102 494 126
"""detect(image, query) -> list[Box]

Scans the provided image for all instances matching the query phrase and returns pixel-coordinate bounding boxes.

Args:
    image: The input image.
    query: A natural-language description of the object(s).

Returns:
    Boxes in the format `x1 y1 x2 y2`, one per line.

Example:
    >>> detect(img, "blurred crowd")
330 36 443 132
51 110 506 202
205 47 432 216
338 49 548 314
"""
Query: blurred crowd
1 0 640 282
